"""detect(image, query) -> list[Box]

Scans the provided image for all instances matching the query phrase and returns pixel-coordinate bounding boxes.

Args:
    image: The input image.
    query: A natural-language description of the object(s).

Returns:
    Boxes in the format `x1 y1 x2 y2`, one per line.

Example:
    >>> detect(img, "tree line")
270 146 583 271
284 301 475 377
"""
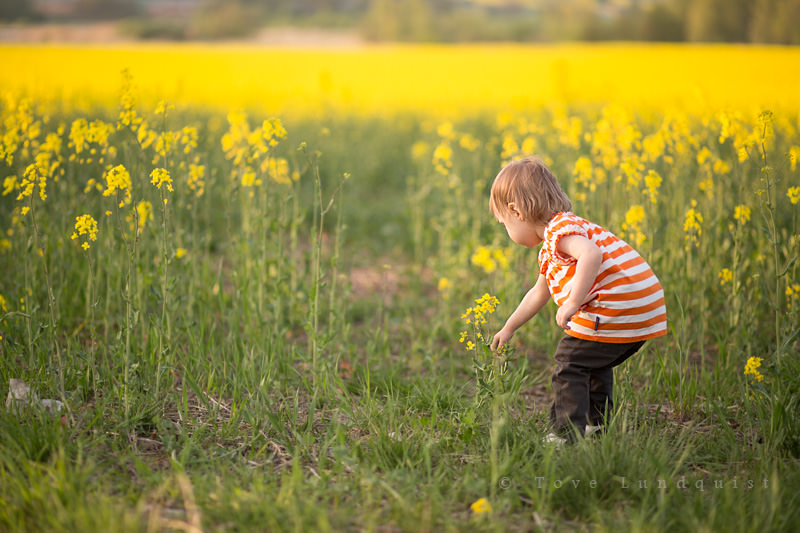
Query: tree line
2 0 798 45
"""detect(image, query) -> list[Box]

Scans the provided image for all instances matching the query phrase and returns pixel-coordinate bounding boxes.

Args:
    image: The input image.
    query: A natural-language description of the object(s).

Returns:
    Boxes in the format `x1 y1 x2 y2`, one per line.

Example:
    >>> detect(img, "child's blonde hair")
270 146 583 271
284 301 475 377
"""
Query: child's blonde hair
490 156 572 224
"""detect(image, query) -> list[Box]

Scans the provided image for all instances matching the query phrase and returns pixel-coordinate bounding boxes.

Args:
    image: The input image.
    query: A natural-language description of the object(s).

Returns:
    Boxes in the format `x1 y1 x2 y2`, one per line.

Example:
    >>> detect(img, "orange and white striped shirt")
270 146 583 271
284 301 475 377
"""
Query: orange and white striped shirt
539 212 667 343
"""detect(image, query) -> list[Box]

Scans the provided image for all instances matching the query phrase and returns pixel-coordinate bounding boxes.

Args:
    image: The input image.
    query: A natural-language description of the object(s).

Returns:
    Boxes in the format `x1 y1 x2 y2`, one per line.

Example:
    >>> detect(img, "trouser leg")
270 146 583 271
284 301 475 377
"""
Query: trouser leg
588 367 613 426
549 336 645 440
549 358 591 439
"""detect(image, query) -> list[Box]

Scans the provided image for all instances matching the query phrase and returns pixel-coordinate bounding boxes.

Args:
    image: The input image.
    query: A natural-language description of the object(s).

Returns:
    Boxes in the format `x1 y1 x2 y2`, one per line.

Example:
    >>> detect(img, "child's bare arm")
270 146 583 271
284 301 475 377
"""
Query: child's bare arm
491 273 550 350
554 234 603 329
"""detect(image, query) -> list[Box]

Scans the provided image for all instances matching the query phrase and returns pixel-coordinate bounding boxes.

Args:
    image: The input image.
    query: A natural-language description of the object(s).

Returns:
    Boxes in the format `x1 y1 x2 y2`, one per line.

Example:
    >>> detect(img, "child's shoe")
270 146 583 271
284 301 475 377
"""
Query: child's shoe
543 433 567 447
585 425 604 437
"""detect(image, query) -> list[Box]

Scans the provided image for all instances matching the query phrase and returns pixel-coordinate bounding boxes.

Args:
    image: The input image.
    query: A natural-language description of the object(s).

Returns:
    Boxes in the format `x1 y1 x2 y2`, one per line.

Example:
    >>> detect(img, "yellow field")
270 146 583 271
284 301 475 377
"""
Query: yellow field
1 43 799 116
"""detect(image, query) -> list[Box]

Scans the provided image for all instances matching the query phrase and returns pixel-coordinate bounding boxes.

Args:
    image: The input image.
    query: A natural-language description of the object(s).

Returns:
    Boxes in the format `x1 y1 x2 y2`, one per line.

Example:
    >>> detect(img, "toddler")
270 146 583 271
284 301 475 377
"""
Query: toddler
489 157 667 444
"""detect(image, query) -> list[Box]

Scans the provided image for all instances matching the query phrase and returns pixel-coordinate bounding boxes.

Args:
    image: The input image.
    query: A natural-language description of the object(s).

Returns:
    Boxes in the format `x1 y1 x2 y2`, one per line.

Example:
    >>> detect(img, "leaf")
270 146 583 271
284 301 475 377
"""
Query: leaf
778 255 798 278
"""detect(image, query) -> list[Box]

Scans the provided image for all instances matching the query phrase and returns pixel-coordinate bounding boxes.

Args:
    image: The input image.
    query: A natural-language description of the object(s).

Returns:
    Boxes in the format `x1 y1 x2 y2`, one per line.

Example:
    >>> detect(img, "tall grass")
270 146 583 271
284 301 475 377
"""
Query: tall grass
0 77 799 531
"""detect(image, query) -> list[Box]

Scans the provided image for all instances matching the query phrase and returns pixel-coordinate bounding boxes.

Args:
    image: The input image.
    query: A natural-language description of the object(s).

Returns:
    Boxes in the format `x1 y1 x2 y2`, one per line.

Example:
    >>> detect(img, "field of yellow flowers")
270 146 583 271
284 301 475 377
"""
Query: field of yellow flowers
1 42 799 531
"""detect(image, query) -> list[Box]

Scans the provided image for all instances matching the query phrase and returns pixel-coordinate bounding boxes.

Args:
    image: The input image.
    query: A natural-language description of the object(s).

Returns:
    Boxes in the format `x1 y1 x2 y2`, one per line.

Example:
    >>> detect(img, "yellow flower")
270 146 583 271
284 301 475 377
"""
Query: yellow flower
175 247 188 259
733 205 751 224
470 498 492 514
0 294 7 312
466 341 475 351
789 147 799 172
696 147 712 166
103 164 132 206
471 246 496 274
719 268 733 285
436 121 454 139
459 133 480 152
187 163 206 196
71 214 99 249
150 168 173 192
625 205 645 227
3 175 17 196
788 186 800 205
786 283 800 299
136 201 153 230
683 200 703 247
437 277 451 297
644 170 662 204
433 141 452 176
744 356 764 383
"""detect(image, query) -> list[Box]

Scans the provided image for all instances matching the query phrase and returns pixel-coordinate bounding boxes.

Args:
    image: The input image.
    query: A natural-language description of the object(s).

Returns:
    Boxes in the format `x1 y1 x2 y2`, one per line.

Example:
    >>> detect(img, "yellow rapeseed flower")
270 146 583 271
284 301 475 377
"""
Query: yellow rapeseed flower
433 141 452 176
733 205 751 223
150 168 173 192
789 147 799 172
103 164 132 207
786 283 800 299
71 214 98 250
744 356 764 383
437 277 451 298
187 163 206 197
719 268 733 285
470 498 492 514
788 186 800 205
175 247 188 259
644 170 662 204
136 201 153 230
683 200 703 248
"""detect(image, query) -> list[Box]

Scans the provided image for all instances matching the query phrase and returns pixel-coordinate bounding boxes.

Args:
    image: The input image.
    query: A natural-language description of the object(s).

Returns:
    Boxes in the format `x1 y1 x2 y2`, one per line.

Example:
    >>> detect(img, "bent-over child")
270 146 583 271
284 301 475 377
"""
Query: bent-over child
489 156 667 444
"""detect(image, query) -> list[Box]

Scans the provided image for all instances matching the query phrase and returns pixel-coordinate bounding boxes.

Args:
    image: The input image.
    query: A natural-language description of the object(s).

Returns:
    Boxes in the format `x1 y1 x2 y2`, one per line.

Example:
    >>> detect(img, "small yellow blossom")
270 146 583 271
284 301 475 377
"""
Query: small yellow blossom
644 170 662 204
136 201 153 231
788 186 800 205
437 277 451 298
0 294 7 312
459 133 480 152
684 200 703 248
786 283 800 299
472 246 496 274
744 356 764 383
470 498 492 514
433 141 453 176
71 214 99 250
719 268 733 285
150 168 173 192
103 164 132 206
733 205 751 224
466 341 475 351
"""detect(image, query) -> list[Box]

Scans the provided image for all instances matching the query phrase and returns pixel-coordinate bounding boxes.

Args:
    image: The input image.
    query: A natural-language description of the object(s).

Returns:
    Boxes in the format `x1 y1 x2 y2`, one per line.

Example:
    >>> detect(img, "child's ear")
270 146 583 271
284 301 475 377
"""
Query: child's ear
507 202 524 220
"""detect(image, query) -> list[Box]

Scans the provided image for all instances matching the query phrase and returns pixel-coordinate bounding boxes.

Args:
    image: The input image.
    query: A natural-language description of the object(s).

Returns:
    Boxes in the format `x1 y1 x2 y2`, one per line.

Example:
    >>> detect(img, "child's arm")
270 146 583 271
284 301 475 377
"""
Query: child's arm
491 273 550 350
554 234 603 329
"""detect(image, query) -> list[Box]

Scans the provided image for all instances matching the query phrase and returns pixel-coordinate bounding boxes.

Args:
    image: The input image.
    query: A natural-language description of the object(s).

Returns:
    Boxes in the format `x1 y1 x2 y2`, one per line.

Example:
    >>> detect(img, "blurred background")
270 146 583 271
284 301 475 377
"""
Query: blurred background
1 0 798 45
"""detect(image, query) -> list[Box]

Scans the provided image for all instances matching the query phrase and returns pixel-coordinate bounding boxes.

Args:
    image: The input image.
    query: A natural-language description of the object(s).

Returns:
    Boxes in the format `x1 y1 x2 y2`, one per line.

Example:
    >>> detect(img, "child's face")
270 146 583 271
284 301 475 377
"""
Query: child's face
497 207 544 248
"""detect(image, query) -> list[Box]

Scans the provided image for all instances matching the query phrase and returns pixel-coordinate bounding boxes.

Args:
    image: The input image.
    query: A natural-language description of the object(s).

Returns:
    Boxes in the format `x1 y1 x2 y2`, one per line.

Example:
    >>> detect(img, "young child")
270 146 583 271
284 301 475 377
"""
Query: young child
489 156 667 444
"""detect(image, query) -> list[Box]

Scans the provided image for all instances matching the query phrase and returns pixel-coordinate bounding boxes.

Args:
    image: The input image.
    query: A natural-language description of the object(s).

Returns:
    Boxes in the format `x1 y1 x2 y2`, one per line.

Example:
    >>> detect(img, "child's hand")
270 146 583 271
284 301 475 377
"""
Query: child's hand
556 300 580 330
491 328 513 351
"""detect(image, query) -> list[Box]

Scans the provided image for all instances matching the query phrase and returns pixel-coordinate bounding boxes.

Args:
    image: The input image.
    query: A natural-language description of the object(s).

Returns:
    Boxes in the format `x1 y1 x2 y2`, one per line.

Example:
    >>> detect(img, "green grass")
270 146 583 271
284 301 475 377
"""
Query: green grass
0 96 799 531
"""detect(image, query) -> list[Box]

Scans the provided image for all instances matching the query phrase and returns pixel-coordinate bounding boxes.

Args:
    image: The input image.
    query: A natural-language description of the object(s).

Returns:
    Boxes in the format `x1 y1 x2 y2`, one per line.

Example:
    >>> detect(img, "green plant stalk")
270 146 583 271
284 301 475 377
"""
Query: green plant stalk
28 194 66 405
757 118 782 359
86 253 97 395
156 185 171 398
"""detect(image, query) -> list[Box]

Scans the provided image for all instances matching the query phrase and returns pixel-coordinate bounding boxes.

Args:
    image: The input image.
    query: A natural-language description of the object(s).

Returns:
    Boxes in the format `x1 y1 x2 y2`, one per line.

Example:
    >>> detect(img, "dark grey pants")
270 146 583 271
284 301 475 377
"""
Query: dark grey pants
549 335 645 440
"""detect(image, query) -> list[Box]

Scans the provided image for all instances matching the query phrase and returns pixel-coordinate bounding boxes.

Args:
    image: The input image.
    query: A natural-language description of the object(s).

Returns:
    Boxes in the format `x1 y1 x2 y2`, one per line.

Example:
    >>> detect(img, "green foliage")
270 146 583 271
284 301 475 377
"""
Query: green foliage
0 90 799 530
